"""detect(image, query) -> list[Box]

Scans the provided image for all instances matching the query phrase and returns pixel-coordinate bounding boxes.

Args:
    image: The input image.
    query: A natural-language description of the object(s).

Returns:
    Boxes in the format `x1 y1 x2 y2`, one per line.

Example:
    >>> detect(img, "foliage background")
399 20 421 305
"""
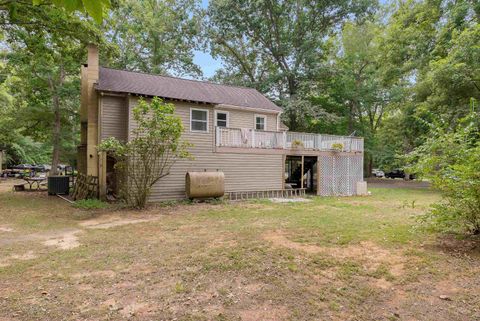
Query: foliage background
0 0 478 177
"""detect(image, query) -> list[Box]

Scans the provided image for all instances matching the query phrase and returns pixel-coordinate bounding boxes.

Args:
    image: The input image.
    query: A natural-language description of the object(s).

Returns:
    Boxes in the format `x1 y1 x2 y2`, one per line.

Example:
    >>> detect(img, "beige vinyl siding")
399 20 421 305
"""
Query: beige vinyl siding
149 154 283 200
215 108 277 131
128 97 283 201
100 95 128 142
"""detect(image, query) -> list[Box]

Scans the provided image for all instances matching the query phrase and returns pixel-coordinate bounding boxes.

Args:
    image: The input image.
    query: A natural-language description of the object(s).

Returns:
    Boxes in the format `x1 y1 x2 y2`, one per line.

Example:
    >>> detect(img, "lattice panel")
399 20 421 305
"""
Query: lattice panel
319 154 363 196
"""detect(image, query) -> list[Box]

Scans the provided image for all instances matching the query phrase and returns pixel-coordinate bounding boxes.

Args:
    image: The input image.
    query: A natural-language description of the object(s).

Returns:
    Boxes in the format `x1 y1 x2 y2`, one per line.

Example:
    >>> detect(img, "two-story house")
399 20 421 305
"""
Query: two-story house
78 45 364 201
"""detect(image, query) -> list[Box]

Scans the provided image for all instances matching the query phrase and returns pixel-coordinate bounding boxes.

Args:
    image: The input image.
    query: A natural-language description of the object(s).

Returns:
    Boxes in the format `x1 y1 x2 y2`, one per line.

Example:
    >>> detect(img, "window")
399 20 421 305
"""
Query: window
190 108 208 132
255 115 266 130
215 111 229 127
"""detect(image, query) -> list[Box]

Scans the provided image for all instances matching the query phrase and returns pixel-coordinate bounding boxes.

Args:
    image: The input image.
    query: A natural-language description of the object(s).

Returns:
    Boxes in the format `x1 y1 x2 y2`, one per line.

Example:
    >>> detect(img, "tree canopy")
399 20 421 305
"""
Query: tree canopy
0 2 108 171
105 0 203 76
206 0 376 129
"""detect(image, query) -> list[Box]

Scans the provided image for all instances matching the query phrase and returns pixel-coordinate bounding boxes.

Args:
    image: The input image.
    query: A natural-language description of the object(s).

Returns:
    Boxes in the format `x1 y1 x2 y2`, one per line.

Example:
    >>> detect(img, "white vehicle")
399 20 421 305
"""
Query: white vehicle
372 169 385 178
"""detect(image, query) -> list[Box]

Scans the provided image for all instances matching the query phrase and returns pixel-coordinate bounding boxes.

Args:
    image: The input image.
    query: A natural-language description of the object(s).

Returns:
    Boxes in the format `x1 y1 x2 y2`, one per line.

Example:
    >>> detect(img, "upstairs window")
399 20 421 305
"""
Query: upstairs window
215 111 229 127
191 108 208 132
255 115 266 131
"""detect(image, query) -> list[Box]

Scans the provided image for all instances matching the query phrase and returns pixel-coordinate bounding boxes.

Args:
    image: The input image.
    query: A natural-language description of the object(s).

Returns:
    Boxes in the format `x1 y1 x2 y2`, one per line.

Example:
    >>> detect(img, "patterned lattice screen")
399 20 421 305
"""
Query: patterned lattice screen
318 154 364 196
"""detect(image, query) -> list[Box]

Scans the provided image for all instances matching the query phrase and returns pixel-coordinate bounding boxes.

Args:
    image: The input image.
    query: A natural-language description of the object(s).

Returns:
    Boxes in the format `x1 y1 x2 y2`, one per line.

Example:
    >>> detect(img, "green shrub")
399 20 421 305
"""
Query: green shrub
407 112 480 235
73 199 109 210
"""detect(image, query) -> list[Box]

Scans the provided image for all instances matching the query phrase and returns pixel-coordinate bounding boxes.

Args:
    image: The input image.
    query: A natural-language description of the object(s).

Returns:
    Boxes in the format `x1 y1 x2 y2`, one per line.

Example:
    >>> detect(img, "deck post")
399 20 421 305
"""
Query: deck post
332 155 336 195
316 155 321 196
347 156 351 195
98 150 107 200
251 129 255 148
215 127 220 147
300 155 304 189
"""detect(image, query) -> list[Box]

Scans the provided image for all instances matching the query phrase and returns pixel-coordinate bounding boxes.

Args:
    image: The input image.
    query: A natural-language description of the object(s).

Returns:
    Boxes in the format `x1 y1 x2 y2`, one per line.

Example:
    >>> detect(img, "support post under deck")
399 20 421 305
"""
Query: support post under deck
316 155 321 195
300 155 304 189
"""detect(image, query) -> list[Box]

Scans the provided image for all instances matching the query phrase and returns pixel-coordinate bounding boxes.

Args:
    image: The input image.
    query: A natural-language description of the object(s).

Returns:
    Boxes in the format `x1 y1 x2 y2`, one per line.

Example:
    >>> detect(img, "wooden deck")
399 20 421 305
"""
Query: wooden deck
215 127 363 153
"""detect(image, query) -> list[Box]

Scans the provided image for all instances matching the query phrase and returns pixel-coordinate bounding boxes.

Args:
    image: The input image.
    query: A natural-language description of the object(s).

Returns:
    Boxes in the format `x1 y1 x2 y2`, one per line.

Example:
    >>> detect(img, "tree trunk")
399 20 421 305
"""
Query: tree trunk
368 155 373 178
286 82 299 131
50 94 61 176
49 68 64 176
348 102 354 133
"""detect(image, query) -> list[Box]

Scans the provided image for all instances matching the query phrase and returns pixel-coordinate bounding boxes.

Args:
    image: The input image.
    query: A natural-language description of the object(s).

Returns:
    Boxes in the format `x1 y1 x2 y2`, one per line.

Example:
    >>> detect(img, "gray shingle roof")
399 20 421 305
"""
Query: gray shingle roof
96 67 282 113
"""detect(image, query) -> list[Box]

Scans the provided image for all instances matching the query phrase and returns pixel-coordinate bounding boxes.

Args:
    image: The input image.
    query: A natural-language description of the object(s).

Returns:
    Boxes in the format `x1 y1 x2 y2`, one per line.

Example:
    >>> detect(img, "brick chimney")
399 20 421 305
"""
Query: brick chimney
78 44 99 177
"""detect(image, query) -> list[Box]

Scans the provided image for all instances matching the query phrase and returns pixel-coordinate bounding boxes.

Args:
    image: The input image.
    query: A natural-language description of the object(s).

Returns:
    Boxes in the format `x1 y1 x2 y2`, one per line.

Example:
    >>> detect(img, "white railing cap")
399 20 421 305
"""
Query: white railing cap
216 126 363 139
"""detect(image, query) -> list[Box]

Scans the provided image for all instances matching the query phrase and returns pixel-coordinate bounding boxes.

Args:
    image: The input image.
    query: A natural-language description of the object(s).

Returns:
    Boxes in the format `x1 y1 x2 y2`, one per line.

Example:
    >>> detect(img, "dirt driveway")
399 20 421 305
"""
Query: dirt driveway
367 177 431 189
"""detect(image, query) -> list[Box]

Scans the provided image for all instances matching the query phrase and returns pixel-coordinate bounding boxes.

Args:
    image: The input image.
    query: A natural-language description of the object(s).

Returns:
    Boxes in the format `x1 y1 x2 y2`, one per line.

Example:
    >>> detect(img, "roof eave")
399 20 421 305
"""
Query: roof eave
96 87 282 113
96 87 215 105
215 103 282 114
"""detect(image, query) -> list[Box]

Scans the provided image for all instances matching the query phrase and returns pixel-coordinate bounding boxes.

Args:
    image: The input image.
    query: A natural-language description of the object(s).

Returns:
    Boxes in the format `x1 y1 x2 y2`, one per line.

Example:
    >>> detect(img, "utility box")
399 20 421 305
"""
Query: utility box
48 176 70 195
356 181 368 196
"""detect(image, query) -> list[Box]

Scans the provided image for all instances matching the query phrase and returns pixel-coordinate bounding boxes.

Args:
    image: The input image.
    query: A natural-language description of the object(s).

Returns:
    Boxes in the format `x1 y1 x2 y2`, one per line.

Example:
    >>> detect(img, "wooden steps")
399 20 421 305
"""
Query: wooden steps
226 188 306 201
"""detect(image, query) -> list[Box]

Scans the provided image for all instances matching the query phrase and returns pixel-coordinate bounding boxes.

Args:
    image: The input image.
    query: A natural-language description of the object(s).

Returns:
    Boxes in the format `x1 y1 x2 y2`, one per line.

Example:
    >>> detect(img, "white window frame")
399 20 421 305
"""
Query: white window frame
215 110 229 128
254 114 267 131
190 108 209 133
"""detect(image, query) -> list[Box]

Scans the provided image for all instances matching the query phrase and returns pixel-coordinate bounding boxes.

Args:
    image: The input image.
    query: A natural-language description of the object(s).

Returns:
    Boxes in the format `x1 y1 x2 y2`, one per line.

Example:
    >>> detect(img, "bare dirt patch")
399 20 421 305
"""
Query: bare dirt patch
238 304 289 321
43 229 82 250
119 301 151 318
80 217 159 229
430 234 480 256
264 230 326 254
9 250 37 261
0 250 38 267
72 270 117 279
264 230 406 276
373 277 393 290
0 228 80 246
269 197 311 203
1 211 169 256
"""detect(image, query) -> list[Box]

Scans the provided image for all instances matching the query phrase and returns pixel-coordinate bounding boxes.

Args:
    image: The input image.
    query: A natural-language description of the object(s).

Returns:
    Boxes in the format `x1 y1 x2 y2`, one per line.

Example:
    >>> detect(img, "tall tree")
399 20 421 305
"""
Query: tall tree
376 0 480 168
206 0 376 129
105 0 203 77
1 3 107 173
328 21 406 173
0 0 110 23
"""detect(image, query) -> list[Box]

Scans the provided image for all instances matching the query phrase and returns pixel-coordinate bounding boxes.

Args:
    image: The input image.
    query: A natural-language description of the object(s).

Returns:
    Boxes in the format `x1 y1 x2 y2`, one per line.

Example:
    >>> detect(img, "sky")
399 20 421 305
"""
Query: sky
193 50 222 78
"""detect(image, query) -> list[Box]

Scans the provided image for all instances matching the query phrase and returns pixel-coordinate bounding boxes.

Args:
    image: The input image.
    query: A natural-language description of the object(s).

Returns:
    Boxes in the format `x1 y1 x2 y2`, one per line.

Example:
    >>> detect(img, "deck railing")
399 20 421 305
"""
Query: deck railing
215 127 363 152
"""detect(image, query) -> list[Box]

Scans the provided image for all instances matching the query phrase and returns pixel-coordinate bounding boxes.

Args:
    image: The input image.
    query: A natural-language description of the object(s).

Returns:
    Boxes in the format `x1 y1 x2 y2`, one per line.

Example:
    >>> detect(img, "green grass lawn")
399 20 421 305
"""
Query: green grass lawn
0 183 479 321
